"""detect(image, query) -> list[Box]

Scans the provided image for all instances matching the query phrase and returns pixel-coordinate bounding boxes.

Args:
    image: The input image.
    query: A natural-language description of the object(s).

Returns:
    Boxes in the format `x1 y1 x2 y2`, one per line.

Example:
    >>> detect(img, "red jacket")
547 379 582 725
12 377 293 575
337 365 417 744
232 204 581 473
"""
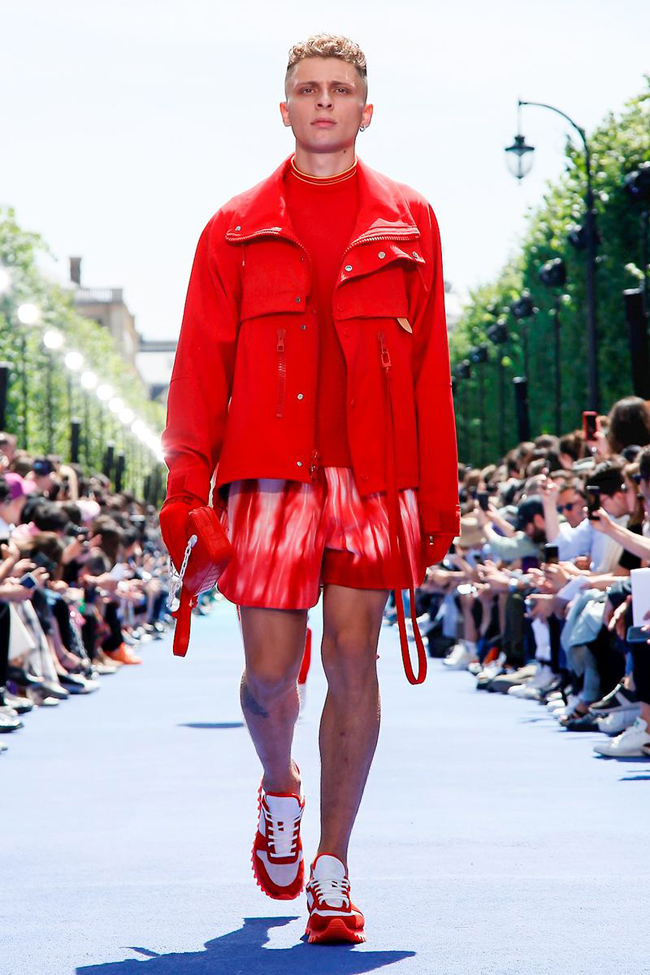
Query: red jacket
162 153 460 681
163 153 459 527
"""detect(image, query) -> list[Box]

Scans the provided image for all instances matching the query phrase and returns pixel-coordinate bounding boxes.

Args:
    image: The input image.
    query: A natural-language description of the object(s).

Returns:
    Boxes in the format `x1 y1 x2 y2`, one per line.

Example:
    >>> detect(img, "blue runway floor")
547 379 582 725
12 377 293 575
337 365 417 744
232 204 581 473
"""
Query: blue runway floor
3 598 649 975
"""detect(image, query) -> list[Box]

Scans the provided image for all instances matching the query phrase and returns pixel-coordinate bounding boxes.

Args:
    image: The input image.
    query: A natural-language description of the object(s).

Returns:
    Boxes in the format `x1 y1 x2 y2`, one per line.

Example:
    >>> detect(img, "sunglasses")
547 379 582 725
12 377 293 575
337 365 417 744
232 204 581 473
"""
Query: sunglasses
557 501 581 513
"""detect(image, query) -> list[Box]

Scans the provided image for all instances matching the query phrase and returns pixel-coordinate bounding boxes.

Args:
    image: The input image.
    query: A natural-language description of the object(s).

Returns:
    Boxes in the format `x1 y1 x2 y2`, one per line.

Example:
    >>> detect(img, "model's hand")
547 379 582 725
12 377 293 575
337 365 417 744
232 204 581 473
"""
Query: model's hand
589 507 614 534
159 495 205 571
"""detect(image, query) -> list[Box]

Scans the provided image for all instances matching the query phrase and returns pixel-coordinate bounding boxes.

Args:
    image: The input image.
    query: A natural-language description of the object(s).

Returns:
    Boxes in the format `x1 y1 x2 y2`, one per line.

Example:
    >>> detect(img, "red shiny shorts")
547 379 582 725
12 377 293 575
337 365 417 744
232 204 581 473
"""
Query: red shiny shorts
216 466 426 610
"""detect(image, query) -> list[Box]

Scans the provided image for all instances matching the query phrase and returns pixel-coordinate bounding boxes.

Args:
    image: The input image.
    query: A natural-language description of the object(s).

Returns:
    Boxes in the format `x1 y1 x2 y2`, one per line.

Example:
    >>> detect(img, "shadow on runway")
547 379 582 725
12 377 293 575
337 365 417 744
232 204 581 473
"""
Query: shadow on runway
76 916 415 973
178 722 245 729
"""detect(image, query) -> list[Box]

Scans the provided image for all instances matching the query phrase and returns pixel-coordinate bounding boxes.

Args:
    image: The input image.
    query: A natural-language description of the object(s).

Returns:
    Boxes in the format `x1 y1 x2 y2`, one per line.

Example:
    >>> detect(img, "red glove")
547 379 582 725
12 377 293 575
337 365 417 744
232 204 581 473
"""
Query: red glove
423 533 455 567
159 494 204 571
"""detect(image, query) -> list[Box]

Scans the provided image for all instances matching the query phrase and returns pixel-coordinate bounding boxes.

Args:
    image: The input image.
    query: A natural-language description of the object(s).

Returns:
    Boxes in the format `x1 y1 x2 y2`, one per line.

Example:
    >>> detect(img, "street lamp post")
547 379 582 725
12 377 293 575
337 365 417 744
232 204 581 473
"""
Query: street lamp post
506 99 600 412
16 303 41 450
470 344 489 465
454 359 472 463
538 257 568 435
487 318 509 456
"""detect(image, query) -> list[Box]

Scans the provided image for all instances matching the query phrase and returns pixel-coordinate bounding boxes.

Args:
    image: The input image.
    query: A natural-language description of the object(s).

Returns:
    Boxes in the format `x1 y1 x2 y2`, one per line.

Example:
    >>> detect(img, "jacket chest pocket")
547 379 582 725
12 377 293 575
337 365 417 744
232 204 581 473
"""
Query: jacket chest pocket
334 264 410 322
239 238 307 322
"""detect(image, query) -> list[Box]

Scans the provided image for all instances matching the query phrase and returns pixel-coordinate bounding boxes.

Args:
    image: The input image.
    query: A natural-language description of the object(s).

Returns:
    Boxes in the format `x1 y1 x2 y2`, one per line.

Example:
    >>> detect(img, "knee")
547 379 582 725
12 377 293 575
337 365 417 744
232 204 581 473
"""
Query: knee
322 630 378 692
243 663 298 709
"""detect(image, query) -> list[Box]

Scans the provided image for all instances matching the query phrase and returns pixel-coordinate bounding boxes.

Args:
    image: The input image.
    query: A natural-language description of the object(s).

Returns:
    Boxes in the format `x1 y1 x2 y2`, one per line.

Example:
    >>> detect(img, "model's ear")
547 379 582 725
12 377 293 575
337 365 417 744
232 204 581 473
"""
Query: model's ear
279 101 290 126
362 103 374 128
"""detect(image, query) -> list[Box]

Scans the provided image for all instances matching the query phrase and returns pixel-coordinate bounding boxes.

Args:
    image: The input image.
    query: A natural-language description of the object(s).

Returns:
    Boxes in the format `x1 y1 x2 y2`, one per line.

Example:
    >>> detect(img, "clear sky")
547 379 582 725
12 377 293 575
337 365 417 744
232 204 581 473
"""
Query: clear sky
3 0 649 340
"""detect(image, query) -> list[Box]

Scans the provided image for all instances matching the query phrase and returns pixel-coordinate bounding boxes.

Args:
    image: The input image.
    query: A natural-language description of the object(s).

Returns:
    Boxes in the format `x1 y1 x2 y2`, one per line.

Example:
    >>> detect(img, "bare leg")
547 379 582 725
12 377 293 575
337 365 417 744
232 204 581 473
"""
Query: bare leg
239 606 307 794
317 585 388 868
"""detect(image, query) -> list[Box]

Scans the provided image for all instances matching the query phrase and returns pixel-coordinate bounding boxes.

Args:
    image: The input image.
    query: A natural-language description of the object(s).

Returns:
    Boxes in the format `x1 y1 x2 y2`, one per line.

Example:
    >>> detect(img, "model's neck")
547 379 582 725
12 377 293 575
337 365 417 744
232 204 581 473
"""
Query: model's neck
292 145 357 178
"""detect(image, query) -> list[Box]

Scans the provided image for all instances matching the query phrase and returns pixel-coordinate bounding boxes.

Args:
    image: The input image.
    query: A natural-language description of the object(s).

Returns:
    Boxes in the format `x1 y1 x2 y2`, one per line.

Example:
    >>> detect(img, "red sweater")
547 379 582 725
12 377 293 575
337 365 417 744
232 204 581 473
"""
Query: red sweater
284 154 360 466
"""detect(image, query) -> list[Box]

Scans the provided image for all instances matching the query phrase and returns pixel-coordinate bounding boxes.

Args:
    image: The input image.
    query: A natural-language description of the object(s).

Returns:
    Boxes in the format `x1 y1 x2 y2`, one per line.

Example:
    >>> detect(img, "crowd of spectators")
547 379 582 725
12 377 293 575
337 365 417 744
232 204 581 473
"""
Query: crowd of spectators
0 431 173 755
395 394 650 761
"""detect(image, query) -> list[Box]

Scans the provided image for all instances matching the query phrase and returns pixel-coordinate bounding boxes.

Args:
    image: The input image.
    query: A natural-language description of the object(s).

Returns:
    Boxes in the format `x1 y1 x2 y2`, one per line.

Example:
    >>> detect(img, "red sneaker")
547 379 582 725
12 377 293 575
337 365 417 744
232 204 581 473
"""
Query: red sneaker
305 854 366 944
251 782 304 900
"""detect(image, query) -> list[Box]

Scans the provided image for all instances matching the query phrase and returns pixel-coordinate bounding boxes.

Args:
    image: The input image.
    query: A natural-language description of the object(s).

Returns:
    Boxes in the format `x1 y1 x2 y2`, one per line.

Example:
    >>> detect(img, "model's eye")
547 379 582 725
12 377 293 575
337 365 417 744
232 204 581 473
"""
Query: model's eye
300 87 313 93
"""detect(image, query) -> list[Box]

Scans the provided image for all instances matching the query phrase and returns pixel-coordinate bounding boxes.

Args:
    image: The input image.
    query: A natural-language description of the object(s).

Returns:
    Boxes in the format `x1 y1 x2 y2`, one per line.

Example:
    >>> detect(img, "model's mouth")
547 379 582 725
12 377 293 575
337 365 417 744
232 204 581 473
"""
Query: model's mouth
312 119 336 126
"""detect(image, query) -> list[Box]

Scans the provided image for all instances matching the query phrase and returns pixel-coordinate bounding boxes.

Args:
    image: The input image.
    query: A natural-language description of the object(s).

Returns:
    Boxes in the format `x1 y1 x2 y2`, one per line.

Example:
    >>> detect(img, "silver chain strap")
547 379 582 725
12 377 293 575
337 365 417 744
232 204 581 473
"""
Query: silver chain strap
167 534 197 612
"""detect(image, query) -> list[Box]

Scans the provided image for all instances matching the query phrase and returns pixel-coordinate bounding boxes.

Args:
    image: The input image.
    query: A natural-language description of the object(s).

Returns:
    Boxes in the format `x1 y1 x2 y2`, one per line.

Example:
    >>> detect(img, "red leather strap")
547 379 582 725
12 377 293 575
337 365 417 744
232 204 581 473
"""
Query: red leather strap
380 336 427 685
172 588 197 657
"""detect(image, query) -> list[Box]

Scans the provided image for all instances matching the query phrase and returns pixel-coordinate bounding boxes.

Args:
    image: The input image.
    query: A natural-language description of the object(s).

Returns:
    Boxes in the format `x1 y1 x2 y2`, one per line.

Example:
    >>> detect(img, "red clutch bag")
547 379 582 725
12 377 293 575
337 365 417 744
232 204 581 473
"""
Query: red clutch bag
168 505 233 657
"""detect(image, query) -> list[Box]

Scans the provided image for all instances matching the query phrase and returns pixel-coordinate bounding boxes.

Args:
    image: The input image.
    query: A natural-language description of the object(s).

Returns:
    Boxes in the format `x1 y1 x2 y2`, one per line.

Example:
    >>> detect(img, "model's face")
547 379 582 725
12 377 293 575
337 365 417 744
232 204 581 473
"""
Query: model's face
280 57 372 152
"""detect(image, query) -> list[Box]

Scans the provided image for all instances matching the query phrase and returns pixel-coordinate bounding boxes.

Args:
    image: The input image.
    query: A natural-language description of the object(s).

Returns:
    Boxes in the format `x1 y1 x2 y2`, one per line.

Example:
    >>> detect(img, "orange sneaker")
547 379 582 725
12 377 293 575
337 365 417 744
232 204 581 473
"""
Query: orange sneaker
251 782 304 900
305 854 366 944
105 644 142 665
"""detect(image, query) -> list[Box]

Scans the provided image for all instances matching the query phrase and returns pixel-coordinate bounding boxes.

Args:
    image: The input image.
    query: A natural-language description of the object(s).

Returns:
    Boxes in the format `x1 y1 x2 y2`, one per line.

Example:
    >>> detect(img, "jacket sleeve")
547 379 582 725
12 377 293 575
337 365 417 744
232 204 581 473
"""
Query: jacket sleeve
161 210 241 505
411 202 461 540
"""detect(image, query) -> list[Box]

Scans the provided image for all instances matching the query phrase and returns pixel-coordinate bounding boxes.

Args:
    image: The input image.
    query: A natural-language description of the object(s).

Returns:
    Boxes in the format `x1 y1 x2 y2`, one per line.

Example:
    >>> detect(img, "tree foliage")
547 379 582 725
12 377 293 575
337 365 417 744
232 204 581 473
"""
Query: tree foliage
451 77 650 466
0 206 165 496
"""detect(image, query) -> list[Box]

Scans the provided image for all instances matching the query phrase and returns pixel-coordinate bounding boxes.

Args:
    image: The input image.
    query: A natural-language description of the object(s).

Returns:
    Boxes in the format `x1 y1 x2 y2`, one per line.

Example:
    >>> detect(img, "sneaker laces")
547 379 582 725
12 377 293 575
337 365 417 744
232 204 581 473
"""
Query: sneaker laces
263 801 302 859
308 875 351 909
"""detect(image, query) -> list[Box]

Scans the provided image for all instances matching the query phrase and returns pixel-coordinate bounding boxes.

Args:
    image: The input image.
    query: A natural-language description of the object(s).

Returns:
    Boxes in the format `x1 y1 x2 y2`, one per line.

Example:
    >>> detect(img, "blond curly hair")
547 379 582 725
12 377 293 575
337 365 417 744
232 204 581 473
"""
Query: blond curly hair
285 33 368 97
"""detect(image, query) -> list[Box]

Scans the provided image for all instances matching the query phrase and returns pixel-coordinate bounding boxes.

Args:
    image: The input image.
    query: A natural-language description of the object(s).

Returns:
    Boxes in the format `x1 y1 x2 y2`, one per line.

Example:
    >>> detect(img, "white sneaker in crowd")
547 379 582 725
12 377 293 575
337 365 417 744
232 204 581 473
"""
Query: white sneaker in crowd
442 641 476 670
597 707 641 736
593 716 650 757
507 664 555 698
553 694 581 721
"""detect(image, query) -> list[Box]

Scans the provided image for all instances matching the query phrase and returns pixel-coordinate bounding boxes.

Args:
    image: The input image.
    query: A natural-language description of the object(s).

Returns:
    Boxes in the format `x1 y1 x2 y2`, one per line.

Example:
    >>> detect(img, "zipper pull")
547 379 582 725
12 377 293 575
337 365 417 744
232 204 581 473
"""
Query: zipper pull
377 331 391 372
276 328 286 351
309 448 320 481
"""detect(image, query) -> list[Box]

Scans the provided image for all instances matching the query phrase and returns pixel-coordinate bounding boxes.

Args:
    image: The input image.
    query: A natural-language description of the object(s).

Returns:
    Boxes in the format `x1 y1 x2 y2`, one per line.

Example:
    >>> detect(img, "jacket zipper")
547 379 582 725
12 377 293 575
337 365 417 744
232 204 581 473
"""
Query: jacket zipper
377 331 392 374
276 328 287 418
340 230 420 262
309 448 320 483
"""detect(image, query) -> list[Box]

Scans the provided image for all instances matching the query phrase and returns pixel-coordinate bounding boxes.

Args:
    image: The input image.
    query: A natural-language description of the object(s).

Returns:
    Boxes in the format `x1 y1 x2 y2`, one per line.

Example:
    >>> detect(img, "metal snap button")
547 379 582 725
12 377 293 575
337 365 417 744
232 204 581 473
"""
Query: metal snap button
235 225 241 231
295 296 301 302
378 251 386 259
412 251 419 259
296 460 303 467
301 324 307 330
297 393 304 400
344 264 353 272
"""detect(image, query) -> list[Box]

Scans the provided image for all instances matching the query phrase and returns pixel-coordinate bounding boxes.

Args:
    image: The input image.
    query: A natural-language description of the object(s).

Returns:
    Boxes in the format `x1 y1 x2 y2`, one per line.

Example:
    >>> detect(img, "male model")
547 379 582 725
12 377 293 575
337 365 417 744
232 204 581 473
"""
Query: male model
160 32 459 944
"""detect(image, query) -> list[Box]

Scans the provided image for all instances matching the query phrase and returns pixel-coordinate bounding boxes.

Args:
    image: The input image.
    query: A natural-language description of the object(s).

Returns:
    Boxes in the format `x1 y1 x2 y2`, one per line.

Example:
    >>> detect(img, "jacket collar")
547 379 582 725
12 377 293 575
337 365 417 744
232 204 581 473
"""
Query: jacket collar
224 153 420 247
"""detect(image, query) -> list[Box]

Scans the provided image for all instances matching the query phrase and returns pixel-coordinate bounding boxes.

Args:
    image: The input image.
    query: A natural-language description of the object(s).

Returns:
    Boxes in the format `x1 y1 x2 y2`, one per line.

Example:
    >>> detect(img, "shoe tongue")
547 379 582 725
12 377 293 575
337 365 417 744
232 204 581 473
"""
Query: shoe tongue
265 794 301 818
312 854 346 882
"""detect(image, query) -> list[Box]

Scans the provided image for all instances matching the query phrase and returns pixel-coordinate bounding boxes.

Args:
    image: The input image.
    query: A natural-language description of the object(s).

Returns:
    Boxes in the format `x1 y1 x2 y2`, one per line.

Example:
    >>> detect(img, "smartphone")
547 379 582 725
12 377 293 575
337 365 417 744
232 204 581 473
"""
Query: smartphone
19 572 38 589
31 551 56 575
583 411 599 441
85 585 97 605
447 542 456 555
586 485 601 519
626 625 649 644
524 597 535 613
544 544 559 565
478 492 489 512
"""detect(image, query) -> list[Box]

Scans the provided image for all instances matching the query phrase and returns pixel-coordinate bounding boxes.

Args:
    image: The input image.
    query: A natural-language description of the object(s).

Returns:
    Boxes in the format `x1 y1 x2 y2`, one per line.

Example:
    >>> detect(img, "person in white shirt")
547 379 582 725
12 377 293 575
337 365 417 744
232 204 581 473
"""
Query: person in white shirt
540 462 630 573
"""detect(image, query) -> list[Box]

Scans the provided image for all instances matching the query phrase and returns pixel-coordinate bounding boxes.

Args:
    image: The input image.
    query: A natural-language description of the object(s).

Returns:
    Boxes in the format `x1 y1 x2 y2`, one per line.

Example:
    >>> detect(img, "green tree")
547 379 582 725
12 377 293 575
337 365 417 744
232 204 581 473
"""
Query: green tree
0 206 165 497
452 78 650 466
